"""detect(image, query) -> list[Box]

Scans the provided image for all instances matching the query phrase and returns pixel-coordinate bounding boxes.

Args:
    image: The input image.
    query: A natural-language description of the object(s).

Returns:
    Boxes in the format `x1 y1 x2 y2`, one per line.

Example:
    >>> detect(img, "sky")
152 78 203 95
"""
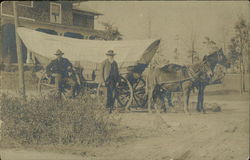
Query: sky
84 1 249 64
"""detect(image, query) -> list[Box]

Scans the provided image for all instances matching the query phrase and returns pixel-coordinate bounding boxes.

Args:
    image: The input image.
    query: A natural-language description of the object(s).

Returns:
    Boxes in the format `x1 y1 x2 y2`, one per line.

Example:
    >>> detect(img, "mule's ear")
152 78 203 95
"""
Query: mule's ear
203 55 207 61
217 48 222 55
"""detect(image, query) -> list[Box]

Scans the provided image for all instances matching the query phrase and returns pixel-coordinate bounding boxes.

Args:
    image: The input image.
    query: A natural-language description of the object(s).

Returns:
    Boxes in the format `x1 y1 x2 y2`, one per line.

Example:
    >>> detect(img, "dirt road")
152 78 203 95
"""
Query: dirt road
0 94 249 160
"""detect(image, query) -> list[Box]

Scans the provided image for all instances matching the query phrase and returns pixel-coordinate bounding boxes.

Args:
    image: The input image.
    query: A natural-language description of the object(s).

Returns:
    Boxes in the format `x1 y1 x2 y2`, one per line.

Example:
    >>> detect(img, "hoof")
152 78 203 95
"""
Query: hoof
196 108 201 112
169 107 177 113
155 109 160 114
163 108 167 113
125 109 130 113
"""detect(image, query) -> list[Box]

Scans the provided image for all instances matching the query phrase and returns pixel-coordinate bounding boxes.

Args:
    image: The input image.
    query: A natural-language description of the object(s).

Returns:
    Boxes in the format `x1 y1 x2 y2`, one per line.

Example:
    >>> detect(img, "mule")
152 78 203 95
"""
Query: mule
146 48 230 114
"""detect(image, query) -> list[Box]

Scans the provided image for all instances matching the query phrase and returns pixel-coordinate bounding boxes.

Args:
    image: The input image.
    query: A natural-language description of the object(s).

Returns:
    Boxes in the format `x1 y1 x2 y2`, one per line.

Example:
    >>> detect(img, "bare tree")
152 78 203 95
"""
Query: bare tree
101 22 123 41
188 49 199 64
174 35 180 62
187 36 199 64
187 28 199 64
228 18 249 93
174 48 180 62
203 37 218 51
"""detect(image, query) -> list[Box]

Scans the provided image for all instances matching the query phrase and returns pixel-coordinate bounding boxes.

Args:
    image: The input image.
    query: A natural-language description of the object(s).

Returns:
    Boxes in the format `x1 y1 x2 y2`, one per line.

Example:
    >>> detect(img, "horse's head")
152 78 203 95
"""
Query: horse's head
199 48 229 82
204 48 230 71
216 48 230 68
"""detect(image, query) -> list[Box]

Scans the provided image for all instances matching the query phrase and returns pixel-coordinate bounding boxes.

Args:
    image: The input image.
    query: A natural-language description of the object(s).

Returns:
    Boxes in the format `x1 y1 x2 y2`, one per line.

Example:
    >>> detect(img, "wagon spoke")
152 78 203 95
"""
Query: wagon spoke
119 96 128 102
132 78 147 108
133 81 140 89
115 76 133 109
117 90 130 95
41 83 56 88
117 95 130 105
134 88 145 94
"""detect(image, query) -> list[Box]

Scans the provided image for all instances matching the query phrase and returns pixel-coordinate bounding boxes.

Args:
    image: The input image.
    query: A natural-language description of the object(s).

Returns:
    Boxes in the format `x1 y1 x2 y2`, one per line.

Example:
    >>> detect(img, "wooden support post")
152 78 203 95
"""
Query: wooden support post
13 1 26 99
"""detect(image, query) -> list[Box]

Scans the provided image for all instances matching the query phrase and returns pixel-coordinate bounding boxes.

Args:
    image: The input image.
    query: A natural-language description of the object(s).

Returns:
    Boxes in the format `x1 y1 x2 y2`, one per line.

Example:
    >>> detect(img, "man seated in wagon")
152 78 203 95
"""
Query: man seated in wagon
45 49 77 97
100 50 119 113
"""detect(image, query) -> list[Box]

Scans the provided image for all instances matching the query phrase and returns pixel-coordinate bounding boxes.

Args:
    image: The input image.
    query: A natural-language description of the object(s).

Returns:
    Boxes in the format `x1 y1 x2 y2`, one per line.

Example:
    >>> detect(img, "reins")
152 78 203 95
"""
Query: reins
188 50 224 82
187 54 215 81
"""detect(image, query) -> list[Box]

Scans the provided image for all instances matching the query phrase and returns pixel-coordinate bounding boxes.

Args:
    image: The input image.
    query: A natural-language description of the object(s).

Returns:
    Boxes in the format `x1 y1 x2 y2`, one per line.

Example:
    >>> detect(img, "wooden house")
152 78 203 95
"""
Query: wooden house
0 1 105 63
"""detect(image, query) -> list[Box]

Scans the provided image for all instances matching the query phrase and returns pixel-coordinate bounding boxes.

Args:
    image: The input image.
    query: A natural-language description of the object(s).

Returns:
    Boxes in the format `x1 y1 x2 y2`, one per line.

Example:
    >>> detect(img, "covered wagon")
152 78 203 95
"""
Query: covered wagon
17 27 160 110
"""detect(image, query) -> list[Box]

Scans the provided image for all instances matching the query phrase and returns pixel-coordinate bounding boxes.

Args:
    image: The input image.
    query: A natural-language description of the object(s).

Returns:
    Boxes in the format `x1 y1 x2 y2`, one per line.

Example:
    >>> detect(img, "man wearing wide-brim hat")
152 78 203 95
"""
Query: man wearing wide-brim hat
46 49 77 97
100 50 119 113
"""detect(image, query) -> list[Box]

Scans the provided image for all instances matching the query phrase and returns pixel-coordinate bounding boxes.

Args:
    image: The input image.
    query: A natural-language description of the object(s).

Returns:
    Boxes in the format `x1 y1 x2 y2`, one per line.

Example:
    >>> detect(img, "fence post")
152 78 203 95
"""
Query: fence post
13 1 26 99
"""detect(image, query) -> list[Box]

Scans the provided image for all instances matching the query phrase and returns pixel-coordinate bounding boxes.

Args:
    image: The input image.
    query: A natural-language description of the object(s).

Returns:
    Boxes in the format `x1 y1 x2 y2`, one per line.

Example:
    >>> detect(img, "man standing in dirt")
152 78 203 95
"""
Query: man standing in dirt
46 49 77 97
100 50 119 113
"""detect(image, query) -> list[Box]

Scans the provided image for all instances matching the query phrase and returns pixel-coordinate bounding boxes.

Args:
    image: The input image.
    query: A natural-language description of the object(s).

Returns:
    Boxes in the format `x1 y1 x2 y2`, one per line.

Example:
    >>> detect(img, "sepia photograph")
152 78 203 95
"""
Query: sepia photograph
0 1 249 160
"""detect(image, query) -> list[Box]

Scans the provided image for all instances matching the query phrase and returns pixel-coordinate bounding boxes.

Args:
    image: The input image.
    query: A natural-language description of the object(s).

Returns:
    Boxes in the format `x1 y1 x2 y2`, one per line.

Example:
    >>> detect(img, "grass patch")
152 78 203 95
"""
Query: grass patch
0 93 120 147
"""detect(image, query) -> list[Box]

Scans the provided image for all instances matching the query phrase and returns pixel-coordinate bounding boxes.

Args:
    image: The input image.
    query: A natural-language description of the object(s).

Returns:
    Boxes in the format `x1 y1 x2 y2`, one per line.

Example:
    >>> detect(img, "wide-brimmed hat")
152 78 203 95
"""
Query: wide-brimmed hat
105 50 116 56
54 49 64 56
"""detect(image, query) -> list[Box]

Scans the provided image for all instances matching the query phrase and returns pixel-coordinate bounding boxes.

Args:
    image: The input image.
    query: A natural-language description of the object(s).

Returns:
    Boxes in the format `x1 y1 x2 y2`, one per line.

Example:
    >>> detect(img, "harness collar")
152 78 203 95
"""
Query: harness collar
187 59 213 82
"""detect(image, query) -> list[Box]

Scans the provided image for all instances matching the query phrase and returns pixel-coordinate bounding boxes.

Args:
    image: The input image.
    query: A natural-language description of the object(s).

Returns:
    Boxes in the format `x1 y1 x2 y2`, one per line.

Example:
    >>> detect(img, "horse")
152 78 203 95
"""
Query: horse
146 48 230 114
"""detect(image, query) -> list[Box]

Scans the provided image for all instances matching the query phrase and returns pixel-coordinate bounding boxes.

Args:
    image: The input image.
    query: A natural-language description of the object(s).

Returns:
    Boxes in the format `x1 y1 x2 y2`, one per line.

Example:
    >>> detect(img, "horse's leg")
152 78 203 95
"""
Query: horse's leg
186 88 191 113
196 82 202 112
168 92 177 112
165 91 175 113
154 96 160 113
148 87 153 113
162 91 168 112
183 88 188 114
152 86 160 113
196 82 206 113
199 84 206 113
167 92 174 107
182 82 191 114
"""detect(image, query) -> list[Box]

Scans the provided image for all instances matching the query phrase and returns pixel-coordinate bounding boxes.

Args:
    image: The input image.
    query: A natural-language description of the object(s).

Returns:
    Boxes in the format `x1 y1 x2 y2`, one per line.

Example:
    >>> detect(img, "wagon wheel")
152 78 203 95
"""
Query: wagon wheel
38 72 71 100
38 72 60 99
97 75 133 112
115 76 133 111
132 78 147 108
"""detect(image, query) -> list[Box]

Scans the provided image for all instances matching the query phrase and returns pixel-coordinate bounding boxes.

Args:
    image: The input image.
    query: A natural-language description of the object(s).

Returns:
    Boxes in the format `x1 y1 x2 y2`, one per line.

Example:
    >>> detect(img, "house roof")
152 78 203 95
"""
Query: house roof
72 4 103 16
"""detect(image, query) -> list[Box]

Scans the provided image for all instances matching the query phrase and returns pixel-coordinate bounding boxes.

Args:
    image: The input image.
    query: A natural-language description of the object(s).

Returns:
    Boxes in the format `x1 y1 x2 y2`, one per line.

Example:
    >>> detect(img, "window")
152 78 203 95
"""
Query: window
50 3 61 24
73 13 94 29
18 1 33 7
64 32 84 39
36 28 58 35
0 1 35 21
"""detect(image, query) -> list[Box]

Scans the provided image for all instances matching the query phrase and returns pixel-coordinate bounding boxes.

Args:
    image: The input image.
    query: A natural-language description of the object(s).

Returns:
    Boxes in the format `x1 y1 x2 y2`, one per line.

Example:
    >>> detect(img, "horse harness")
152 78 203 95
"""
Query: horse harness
161 59 213 87
157 49 224 94
186 60 212 82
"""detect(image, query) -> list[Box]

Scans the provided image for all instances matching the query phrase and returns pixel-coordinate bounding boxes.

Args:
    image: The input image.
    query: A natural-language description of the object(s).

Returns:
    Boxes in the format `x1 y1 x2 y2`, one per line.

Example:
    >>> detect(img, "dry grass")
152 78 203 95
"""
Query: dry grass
0 93 120 146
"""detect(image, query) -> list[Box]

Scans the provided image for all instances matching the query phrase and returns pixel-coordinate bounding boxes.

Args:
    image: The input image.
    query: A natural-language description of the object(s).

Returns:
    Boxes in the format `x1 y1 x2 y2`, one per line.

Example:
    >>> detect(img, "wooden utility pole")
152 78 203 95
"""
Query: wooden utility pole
191 39 195 64
13 1 26 99
190 26 196 64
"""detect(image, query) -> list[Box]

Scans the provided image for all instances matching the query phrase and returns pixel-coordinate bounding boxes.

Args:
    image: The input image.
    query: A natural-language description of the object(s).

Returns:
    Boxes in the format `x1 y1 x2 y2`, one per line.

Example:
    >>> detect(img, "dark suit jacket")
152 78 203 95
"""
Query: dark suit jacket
100 59 119 83
46 57 72 78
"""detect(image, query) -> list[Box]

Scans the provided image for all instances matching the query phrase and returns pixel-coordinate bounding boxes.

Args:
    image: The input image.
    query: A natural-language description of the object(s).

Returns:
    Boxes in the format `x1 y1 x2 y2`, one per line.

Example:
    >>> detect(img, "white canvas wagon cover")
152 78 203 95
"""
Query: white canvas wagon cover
17 27 160 69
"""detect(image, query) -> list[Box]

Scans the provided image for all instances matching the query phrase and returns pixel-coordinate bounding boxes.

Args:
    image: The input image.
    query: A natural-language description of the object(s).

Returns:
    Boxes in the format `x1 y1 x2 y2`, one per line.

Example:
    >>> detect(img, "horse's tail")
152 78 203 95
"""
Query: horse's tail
146 67 158 94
